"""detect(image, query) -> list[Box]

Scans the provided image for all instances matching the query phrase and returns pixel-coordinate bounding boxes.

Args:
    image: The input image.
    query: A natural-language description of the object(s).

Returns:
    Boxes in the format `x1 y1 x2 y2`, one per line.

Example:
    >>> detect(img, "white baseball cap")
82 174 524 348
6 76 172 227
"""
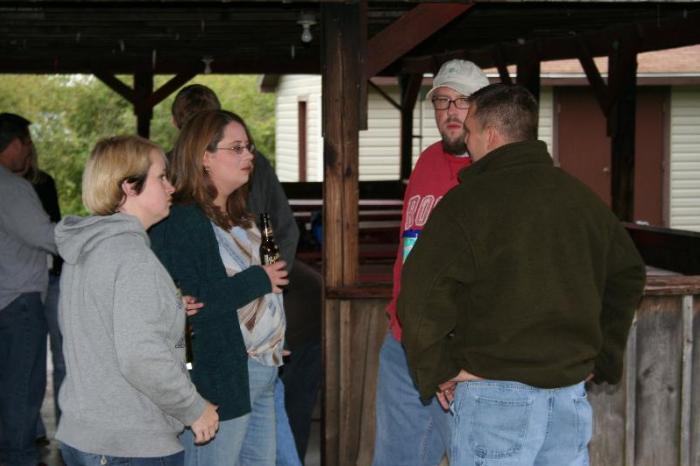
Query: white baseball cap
426 59 489 101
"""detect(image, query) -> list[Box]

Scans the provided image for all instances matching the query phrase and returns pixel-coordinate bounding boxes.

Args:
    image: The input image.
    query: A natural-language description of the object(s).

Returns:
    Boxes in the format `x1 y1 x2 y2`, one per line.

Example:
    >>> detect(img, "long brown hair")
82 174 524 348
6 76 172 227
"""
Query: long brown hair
170 109 254 229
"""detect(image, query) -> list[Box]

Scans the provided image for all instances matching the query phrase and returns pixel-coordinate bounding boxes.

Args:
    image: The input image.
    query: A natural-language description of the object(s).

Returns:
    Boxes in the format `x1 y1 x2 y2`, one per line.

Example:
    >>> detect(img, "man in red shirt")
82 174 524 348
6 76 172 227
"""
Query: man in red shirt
372 60 489 466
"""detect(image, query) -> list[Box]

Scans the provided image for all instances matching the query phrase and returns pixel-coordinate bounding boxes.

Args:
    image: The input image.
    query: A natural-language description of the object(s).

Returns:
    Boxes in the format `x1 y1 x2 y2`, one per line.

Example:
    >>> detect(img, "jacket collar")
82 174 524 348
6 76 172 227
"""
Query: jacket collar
460 140 552 182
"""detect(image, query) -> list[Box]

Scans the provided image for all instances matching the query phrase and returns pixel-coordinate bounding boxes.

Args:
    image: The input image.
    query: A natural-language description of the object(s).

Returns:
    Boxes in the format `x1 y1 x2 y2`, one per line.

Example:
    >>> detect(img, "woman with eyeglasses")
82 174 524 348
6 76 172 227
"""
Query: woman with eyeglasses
150 110 289 466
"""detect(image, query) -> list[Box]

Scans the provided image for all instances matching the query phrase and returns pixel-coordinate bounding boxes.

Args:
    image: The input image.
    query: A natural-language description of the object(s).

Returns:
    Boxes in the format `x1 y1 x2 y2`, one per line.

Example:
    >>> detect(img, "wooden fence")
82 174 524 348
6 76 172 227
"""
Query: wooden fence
323 275 700 465
589 277 700 466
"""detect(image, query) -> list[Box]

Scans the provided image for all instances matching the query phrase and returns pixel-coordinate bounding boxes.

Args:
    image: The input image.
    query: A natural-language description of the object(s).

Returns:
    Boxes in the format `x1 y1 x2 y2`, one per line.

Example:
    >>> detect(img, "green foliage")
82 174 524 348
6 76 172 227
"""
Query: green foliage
152 74 276 159
0 74 276 215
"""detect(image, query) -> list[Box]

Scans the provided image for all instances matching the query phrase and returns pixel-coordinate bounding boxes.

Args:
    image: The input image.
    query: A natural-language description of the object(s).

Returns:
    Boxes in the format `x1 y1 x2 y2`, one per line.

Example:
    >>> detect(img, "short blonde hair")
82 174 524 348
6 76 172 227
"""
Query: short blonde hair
82 135 164 215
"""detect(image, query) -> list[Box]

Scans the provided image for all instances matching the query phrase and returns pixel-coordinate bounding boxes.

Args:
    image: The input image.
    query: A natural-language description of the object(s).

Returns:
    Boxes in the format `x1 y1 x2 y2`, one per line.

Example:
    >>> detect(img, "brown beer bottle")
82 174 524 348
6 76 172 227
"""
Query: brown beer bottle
259 213 281 265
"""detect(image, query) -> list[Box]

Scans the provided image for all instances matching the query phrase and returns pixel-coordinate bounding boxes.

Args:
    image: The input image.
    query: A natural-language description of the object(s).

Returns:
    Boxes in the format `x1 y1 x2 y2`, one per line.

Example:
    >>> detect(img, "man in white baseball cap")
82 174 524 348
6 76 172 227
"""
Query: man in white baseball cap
372 60 489 466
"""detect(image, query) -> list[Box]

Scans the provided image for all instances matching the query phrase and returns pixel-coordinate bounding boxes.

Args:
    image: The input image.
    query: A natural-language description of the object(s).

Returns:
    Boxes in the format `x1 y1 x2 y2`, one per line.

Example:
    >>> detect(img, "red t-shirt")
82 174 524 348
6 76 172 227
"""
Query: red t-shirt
387 141 472 341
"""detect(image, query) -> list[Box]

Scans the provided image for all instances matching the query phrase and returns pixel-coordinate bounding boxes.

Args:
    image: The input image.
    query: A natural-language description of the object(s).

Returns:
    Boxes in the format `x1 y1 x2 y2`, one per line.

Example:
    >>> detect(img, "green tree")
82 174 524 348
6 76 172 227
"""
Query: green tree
152 74 276 161
0 74 276 215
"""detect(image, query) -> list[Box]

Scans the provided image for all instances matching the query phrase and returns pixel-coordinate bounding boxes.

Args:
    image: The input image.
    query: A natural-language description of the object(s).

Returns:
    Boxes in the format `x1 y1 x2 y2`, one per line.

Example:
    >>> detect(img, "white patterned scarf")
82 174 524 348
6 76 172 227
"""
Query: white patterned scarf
212 222 285 367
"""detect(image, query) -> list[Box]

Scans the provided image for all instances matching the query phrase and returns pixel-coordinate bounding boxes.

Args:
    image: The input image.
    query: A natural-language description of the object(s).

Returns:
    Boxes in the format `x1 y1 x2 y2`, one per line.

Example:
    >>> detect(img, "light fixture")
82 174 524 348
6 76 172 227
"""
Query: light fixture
297 12 316 43
202 57 214 74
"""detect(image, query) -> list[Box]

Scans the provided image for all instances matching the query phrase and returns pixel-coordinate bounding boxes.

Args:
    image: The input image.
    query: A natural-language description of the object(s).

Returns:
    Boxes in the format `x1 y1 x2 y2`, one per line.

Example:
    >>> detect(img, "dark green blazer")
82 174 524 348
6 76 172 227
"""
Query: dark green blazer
150 203 271 420
398 141 646 400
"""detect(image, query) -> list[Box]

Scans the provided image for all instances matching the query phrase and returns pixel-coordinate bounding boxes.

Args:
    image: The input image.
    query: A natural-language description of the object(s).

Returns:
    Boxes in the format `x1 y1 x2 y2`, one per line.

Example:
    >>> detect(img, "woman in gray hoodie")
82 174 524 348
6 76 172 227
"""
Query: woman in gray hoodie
55 136 219 466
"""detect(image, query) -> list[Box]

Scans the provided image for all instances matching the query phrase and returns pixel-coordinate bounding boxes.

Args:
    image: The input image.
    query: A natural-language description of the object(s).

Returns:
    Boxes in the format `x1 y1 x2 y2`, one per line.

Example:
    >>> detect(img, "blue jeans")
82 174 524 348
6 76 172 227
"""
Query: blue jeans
60 442 184 466
36 274 65 439
372 334 451 466
182 358 277 466
280 340 321 460
275 378 302 466
0 292 47 466
450 380 592 466
45 274 65 421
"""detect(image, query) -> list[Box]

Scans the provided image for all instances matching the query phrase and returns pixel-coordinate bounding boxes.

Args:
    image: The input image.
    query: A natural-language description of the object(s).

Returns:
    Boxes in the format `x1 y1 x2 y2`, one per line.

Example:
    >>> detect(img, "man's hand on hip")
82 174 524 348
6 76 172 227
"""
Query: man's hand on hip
436 369 483 410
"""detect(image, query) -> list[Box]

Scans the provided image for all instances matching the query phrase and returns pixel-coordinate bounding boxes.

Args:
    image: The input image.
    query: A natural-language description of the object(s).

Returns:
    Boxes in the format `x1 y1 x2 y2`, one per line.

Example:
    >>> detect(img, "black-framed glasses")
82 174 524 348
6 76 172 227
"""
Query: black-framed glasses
215 142 255 155
431 96 470 110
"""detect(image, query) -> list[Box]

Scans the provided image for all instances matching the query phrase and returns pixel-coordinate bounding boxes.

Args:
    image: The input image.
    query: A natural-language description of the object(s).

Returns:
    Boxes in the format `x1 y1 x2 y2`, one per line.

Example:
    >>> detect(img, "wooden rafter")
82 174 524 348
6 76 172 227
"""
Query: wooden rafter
576 36 609 116
402 9 700 73
365 3 473 79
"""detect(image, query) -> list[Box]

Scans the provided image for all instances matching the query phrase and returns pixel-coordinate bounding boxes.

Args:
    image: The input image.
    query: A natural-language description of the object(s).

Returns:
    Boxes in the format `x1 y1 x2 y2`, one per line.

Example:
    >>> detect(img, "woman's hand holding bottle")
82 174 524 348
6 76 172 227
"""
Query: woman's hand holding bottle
263 260 289 293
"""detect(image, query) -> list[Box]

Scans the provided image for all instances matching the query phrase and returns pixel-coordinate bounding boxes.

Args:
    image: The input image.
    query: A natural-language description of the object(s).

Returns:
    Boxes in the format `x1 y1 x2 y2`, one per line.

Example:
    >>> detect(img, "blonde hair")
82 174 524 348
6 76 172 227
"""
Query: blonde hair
171 109 254 229
82 135 164 215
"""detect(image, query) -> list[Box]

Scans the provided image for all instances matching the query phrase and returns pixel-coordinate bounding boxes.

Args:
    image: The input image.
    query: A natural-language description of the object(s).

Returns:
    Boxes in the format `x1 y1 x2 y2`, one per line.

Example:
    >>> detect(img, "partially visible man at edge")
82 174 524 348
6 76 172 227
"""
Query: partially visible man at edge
0 113 56 466
372 60 489 466
398 83 646 465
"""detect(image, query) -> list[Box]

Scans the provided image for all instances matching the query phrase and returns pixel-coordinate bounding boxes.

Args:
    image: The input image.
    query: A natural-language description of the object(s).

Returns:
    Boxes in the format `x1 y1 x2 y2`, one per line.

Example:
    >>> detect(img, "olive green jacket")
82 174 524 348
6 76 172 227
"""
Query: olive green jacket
398 140 646 400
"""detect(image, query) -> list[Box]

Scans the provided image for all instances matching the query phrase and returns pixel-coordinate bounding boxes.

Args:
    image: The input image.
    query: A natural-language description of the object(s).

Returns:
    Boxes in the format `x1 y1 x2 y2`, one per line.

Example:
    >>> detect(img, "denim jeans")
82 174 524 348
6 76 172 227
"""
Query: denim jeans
36 273 65 439
182 358 277 466
181 416 246 466
275 378 302 466
60 442 184 466
45 274 65 421
372 334 452 466
0 292 47 466
280 340 321 460
450 380 592 466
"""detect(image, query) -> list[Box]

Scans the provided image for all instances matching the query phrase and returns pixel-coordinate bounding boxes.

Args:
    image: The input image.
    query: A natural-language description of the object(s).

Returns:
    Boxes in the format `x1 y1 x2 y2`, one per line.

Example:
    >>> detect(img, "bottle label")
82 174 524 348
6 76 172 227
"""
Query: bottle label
261 251 280 265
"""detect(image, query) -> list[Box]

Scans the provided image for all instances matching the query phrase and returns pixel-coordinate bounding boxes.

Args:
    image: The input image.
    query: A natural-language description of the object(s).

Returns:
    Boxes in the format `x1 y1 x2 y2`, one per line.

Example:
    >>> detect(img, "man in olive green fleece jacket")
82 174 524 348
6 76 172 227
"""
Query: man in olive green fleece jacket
398 84 645 466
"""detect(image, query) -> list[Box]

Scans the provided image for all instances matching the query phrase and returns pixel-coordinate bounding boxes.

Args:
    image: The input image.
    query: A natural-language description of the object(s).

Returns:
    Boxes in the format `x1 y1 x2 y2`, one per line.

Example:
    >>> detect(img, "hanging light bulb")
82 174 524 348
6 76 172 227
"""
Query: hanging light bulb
297 12 316 44
301 24 313 43
202 57 214 74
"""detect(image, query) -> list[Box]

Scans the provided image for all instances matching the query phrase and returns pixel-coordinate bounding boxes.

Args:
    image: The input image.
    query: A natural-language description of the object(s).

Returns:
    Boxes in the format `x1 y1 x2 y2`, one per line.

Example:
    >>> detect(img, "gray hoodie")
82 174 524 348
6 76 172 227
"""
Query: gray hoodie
55 213 205 457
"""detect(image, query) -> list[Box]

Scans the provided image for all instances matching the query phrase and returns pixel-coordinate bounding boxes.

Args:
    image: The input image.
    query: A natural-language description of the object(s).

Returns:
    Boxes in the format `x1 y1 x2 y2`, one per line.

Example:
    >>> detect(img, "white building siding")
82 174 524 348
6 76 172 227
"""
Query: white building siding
358 87 401 180
274 75 322 181
275 80 557 180
538 87 554 155
670 87 700 232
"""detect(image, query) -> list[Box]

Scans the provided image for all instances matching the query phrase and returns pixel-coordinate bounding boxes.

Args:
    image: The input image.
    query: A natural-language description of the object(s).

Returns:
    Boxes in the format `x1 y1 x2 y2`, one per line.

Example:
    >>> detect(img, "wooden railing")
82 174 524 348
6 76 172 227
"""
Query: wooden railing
589 274 700 466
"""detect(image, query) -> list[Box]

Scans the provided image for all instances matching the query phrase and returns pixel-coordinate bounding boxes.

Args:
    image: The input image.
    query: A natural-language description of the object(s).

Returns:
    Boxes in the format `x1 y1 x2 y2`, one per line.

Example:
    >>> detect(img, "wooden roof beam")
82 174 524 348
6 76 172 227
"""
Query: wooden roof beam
401 9 700 73
365 3 473 79
576 36 609 116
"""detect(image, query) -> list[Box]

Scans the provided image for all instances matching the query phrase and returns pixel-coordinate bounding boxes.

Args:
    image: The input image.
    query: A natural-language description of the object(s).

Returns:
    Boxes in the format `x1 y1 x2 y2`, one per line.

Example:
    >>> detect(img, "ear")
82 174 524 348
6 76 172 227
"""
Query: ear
120 179 138 197
486 126 500 150
202 150 214 171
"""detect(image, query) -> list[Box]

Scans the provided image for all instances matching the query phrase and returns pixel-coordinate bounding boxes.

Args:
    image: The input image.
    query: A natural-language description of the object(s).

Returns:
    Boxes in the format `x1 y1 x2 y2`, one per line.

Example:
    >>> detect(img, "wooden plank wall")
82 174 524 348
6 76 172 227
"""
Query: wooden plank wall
589 291 699 466
328 288 700 465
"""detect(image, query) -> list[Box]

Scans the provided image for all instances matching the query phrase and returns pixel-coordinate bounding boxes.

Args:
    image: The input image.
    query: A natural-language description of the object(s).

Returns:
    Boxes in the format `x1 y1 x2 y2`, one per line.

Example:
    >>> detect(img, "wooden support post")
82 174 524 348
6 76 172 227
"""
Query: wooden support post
516 43 540 102
321 3 361 465
94 67 201 139
134 71 154 138
494 45 512 84
607 36 638 221
680 295 694 466
399 73 422 181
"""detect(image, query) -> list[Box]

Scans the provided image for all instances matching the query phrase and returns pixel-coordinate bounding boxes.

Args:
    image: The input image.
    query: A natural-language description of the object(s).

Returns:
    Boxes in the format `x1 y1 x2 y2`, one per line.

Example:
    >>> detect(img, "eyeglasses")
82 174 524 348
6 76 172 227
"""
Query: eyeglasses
215 142 255 155
431 96 470 110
